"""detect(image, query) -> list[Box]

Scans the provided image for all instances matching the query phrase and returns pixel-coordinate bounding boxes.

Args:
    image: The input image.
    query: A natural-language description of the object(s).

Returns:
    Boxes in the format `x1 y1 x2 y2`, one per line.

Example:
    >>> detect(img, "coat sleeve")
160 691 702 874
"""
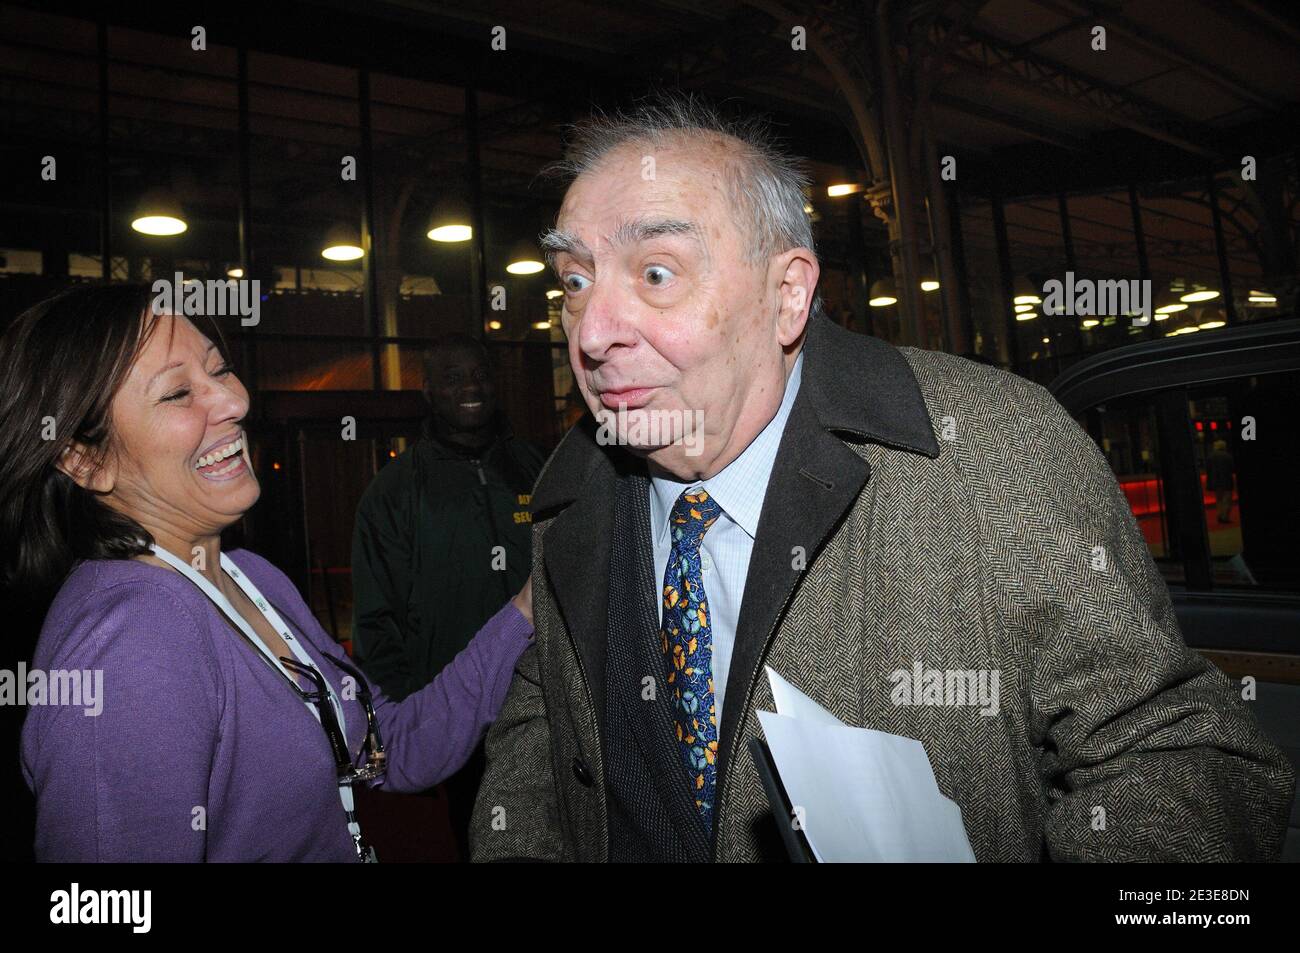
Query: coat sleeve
350 470 419 702
959 367 1295 861
468 640 572 861
469 515 573 862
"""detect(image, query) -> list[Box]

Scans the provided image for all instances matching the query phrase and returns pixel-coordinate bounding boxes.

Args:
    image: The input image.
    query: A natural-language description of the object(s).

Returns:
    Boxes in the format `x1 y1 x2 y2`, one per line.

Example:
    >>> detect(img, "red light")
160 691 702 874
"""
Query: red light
1195 421 1203 431
1210 421 1217 430
1226 420 1232 429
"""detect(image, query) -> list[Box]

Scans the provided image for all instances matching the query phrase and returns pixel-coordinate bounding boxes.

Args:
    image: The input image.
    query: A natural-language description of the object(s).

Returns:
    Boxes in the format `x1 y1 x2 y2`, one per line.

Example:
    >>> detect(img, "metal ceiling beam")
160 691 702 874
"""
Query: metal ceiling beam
930 91 1085 150
1005 11 1095 52
1030 0 1279 110
935 20 1225 160
1222 0 1300 47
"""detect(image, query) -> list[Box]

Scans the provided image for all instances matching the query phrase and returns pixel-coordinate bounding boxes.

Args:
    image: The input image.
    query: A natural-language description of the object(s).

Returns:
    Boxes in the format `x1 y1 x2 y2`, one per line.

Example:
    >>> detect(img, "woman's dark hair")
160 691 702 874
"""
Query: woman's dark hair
0 283 172 609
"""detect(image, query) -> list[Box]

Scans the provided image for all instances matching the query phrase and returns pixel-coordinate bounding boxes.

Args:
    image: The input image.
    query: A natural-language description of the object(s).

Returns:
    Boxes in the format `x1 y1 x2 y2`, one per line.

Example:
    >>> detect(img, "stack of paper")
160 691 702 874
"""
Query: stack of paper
756 666 977 862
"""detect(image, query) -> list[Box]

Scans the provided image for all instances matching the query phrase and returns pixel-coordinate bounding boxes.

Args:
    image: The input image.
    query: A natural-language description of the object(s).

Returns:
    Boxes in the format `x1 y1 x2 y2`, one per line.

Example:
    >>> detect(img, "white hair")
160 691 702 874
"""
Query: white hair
540 91 824 318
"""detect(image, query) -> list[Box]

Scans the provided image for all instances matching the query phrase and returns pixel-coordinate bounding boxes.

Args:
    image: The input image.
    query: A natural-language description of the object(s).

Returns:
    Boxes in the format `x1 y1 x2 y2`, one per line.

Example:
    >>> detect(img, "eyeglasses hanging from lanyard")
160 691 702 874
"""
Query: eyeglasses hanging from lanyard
280 651 387 783
147 543 384 861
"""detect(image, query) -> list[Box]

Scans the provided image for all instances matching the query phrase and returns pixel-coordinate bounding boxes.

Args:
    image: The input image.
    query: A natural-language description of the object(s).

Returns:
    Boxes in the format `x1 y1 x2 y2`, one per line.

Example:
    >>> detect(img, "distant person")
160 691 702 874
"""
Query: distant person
351 333 546 859
1206 438 1236 524
3 285 533 861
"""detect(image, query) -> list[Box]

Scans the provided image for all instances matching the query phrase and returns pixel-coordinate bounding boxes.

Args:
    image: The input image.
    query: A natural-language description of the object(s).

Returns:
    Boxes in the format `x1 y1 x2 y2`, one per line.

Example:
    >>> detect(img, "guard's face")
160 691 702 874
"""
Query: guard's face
425 346 496 433
552 138 796 480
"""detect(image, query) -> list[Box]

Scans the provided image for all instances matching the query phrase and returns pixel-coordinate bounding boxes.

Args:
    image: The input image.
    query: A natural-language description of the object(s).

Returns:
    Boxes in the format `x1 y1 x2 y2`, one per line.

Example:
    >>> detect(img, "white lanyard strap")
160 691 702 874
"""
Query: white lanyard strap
149 544 370 857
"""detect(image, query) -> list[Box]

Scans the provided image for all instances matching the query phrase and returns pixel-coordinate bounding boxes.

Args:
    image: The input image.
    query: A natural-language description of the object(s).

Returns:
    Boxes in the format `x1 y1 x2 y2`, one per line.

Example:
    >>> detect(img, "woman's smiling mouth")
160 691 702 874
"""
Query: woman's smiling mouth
194 435 248 481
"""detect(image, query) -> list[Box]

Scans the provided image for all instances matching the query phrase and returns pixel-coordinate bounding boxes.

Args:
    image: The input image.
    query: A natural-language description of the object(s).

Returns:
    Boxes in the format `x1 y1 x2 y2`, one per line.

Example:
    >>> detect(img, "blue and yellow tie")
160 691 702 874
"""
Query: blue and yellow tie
661 488 722 827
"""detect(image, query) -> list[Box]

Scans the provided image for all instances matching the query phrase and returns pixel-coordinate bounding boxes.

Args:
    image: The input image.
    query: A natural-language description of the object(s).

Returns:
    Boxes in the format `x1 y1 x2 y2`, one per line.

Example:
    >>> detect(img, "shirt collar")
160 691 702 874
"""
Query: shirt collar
650 349 805 543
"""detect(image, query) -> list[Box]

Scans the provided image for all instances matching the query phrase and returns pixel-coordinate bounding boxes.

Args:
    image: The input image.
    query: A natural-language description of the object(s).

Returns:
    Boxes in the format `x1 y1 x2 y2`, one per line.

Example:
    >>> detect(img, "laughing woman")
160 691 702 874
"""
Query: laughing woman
0 284 534 861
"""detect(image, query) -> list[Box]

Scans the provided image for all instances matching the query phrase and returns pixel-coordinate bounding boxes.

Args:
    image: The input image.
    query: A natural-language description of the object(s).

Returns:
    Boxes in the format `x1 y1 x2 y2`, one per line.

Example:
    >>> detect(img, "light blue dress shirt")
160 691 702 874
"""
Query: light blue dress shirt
649 350 804 729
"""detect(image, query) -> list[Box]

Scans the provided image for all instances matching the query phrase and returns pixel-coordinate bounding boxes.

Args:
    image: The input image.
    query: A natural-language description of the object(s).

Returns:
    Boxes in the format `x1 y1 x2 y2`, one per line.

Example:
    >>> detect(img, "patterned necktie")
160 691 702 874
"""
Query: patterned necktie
660 487 722 828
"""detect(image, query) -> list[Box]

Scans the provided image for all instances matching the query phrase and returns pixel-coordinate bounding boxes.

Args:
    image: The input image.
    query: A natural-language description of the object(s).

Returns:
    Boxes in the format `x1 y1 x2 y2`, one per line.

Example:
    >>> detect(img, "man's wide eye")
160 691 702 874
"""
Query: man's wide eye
644 265 675 286
563 274 591 293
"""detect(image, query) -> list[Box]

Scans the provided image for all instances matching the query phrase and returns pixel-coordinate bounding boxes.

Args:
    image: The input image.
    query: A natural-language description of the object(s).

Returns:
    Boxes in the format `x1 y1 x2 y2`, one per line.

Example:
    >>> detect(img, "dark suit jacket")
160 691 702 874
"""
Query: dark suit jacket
470 316 1295 861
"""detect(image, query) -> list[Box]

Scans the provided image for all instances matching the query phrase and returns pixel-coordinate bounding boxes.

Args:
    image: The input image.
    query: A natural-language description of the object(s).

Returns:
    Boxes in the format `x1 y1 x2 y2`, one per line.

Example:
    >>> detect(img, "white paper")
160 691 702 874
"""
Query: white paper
758 666 977 862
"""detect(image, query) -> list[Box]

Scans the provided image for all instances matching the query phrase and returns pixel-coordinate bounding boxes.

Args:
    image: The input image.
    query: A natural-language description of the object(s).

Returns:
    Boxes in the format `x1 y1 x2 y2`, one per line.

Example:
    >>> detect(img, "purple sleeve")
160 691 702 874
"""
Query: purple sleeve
292 592 533 794
23 582 221 861
363 600 533 793
234 549 534 795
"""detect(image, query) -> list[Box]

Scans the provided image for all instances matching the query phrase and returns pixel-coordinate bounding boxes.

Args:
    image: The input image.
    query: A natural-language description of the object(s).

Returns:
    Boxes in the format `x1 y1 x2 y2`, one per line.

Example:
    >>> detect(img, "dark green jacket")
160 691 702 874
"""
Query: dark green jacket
351 426 547 701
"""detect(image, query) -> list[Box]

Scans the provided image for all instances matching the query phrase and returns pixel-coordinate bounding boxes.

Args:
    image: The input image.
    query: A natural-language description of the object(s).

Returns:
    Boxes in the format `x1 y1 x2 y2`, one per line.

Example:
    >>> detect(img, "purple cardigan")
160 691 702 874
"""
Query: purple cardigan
20 548 532 861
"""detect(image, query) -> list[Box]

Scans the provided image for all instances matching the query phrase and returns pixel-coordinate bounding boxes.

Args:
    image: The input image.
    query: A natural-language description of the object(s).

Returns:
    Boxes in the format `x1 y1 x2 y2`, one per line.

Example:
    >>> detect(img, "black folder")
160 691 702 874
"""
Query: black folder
748 737 818 863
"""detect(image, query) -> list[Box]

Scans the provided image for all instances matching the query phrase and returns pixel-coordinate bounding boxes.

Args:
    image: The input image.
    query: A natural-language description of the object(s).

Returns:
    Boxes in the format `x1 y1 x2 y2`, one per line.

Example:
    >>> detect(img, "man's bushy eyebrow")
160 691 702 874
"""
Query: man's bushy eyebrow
539 228 590 270
539 217 705 270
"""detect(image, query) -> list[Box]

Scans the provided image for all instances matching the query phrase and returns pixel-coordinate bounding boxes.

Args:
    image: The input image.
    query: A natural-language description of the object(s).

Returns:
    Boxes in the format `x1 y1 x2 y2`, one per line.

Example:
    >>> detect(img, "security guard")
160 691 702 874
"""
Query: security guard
351 332 546 857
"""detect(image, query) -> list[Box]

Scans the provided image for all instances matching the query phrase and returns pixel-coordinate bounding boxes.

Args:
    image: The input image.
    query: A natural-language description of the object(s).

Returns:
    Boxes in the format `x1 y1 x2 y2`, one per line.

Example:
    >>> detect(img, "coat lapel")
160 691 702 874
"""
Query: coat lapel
712 318 942 829
532 416 619 726
620 472 713 858
712 392 871 817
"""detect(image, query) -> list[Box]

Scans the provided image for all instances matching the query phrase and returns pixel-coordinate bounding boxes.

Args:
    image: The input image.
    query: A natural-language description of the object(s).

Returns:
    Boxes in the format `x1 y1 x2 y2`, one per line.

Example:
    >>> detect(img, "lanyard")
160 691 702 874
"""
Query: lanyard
148 544 374 861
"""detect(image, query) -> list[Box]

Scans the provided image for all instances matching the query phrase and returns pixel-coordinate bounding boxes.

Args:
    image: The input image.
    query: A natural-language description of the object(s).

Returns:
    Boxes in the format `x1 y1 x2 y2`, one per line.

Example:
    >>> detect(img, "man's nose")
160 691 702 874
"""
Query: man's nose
576 281 637 360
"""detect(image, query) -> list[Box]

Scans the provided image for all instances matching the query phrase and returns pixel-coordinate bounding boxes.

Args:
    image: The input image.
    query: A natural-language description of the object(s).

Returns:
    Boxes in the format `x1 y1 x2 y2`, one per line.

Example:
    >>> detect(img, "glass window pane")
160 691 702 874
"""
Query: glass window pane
956 198 1007 365
1005 198 1075 378
107 26 239 288
0 7 99 306
1139 184 1224 339
253 337 375 390
1084 400 1182 585
248 51 365 380
1210 174 1270 324
1189 373 1300 591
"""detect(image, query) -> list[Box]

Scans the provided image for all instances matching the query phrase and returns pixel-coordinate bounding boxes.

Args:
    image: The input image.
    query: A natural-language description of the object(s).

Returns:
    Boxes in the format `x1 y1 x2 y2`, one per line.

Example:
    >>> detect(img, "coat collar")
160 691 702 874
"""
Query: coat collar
531 316 939 515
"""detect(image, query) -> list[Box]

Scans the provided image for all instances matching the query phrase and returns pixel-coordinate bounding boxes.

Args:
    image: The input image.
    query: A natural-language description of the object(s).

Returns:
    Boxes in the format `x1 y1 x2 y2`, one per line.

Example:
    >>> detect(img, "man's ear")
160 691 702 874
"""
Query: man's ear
54 443 116 494
773 247 820 347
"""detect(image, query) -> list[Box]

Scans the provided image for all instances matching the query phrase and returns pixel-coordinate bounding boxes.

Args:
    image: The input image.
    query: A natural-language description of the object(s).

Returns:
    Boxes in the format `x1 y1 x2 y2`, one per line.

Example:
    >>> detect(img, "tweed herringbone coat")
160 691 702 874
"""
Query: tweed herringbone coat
469 316 1294 862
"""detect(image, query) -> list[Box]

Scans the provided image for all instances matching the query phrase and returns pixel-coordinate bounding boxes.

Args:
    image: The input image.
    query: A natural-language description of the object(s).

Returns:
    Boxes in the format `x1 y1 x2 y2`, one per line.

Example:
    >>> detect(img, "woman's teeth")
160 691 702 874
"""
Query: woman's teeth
205 454 245 477
196 437 243 470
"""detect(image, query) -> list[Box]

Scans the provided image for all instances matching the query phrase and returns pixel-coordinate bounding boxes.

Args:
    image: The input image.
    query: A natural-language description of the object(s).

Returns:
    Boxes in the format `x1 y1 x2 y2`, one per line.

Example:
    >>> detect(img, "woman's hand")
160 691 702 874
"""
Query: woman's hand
511 576 533 626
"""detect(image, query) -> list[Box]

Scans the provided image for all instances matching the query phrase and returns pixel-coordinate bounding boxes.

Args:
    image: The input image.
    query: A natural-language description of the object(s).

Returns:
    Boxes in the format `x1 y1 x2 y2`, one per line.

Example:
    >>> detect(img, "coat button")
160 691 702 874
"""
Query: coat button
571 756 593 787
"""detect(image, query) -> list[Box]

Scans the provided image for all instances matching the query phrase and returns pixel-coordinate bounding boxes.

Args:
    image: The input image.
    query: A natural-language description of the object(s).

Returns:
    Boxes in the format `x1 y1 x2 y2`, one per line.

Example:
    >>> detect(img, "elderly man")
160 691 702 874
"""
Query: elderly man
470 96 1294 862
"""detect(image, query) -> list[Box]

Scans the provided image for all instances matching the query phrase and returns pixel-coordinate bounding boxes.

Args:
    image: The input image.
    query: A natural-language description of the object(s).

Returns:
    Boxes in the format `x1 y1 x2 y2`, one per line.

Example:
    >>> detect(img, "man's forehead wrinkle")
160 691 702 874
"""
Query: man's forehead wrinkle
542 215 710 270
607 216 705 248
639 141 746 257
